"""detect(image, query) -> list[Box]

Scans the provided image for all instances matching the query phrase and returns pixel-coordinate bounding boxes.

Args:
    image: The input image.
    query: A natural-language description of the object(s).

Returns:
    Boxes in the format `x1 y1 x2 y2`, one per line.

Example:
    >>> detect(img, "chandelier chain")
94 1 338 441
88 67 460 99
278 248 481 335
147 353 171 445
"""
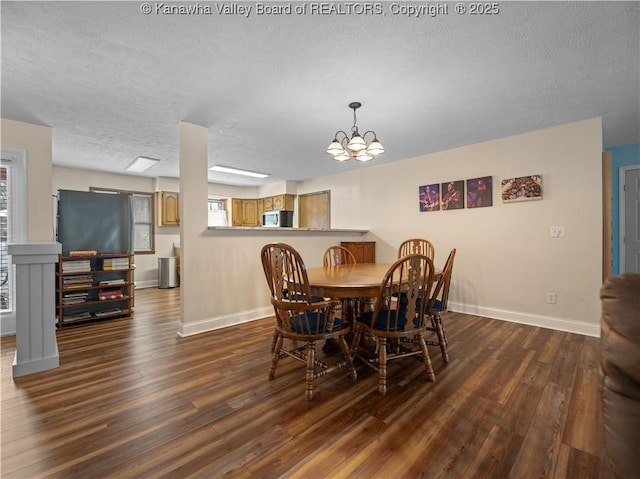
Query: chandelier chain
352 108 358 135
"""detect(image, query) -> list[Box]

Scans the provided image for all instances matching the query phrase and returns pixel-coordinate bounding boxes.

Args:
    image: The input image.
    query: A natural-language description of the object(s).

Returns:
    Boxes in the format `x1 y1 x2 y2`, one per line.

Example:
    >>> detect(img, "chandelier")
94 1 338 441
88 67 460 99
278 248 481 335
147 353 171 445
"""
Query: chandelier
326 102 385 162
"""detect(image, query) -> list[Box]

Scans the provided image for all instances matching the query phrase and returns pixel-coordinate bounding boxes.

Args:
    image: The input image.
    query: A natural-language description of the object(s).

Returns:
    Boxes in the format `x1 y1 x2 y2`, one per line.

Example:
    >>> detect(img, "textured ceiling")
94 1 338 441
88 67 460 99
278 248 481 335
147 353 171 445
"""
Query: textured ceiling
2 1 639 186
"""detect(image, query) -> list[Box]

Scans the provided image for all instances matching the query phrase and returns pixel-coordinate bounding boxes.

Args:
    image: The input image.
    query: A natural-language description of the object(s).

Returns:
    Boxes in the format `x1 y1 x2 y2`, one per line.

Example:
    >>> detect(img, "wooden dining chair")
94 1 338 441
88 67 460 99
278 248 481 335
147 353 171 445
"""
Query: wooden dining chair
323 245 357 267
260 243 357 401
398 238 435 261
351 254 436 396
322 245 360 318
392 238 435 311
425 248 457 363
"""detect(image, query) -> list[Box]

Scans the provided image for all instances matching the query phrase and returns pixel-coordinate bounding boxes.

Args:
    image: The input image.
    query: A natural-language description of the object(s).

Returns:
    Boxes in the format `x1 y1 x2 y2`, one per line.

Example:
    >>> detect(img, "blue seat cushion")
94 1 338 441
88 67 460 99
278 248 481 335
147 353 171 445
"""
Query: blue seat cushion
288 293 326 303
359 310 408 331
430 299 443 311
290 312 343 334
394 290 424 308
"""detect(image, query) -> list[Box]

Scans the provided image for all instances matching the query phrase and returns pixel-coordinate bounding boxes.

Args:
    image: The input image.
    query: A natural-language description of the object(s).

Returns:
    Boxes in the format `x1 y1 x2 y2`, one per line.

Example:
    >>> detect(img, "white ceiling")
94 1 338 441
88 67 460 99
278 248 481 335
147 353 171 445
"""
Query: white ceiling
2 1 639 187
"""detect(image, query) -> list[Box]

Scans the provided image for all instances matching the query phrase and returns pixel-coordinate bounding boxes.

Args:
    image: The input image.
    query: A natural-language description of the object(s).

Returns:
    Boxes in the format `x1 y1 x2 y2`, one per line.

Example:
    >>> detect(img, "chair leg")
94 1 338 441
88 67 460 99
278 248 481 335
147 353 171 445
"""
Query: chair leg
269 335 284 379
378 337 388 396
270 328 279 353
434 313 449 345
431 315 449 363
305 341 315 401
338 335 357 381
350 325 363 357
432 315 449 363
441 317 449 346
417 333 436 382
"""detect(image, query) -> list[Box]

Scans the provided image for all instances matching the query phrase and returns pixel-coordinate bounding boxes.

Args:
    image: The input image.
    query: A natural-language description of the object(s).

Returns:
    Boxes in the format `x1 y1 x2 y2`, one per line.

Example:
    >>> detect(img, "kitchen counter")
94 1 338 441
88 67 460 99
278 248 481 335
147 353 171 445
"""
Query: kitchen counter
207 226 368 233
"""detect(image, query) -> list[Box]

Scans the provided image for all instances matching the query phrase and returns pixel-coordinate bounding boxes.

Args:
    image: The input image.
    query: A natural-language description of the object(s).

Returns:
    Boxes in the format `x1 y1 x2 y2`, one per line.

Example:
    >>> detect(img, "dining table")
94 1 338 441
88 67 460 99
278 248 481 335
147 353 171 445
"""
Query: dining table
307 263 395 299
306 262 442 321
306 262 442 355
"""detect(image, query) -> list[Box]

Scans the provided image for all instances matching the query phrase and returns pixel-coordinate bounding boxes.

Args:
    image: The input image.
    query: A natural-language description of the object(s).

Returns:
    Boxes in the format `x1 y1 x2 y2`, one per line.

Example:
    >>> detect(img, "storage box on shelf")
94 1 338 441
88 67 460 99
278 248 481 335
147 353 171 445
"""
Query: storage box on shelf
56 252 134 327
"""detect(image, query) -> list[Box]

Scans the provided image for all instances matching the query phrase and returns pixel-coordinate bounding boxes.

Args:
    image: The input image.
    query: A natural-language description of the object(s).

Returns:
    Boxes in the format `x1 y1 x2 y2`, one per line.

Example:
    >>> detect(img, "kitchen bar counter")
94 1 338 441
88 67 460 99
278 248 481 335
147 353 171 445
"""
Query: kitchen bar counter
207 226 368 233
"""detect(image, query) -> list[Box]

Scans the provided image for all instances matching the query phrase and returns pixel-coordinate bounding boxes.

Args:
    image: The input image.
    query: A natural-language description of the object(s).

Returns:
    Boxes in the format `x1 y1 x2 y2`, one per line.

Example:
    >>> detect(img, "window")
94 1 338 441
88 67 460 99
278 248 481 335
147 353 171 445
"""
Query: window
208 199 224 211
91 188 155 254
0 166 10 312
1 149 27 329
208 198 228 226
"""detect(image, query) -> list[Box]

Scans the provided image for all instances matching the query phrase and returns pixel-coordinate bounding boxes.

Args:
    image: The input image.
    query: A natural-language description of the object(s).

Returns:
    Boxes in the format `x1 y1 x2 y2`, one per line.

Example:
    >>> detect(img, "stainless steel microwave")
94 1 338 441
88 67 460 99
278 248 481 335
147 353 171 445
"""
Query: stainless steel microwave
262 210 293 227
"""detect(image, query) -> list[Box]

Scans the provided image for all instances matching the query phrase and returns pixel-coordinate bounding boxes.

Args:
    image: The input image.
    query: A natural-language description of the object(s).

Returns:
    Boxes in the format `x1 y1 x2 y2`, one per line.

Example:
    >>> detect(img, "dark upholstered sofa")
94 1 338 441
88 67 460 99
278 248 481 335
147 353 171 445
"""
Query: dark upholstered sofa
600 273 640 478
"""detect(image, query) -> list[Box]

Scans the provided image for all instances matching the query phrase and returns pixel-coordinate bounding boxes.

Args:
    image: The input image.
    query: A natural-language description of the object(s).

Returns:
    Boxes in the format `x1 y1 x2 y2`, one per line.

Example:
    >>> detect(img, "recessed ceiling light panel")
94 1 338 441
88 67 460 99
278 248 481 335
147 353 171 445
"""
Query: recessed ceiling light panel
127 156 160 172
209 165 270 178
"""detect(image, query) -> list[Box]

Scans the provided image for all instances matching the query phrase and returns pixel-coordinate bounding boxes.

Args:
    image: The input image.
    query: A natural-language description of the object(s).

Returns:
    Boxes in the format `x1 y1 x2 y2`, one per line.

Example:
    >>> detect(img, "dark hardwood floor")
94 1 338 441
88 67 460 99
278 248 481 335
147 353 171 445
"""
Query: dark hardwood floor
1 288 612 478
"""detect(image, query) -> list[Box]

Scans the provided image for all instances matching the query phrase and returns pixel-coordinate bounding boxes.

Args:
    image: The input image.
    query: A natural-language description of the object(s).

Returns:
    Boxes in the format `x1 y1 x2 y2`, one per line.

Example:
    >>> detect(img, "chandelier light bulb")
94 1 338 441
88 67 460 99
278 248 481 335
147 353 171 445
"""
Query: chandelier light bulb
355 150 373 162
333 151 351 162
326 140 345 157
366 139 385 156
347 134 367 152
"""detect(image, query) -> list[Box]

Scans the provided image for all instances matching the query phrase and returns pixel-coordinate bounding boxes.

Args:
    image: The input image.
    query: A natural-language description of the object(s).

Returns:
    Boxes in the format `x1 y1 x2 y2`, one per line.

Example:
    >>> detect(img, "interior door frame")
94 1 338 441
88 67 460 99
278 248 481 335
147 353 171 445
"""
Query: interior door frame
619 164 640 273
602 152 612 280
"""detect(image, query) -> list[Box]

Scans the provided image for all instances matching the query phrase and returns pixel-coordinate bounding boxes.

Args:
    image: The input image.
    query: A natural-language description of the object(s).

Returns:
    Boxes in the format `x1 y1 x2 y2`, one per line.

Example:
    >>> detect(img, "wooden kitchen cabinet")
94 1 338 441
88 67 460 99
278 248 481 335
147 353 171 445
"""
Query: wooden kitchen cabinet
231 198 259 226
272 194 295 211
257 198 264 220
341 241 376 263
157 191 179 226
229 195 294 228
263 194 295 212
242 199 259 226
231 198 243 226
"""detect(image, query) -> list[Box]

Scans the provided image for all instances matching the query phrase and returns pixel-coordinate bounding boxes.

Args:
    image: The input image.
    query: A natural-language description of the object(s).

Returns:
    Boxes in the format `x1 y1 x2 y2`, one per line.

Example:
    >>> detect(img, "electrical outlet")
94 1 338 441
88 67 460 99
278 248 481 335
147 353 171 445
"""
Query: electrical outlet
546 292 557 304
550 226 566 238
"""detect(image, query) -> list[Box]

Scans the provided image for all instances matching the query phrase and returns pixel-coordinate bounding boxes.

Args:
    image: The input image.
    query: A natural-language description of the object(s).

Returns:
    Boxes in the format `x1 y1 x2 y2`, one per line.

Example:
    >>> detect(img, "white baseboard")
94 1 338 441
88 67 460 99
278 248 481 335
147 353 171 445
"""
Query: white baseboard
134 280 159 289
177 307 274 337
1 315 17 337
13 350 59 377
448 302 600 337
177 303 601 338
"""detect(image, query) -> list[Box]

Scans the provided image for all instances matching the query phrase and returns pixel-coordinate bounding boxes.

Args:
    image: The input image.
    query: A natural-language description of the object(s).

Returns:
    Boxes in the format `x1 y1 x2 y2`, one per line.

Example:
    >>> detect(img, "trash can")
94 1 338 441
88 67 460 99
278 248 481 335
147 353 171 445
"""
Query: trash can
158 257 178 288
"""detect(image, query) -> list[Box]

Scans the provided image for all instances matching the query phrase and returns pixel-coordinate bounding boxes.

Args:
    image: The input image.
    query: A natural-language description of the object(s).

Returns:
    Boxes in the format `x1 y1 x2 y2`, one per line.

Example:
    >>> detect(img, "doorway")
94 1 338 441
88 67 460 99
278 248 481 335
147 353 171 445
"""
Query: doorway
620 166 640 273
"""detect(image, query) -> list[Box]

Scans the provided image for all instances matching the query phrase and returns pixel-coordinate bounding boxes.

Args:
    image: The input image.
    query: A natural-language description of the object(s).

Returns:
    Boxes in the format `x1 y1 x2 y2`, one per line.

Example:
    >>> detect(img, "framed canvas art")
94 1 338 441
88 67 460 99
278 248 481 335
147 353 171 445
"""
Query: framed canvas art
441 180 464 210
419 184 440 211
501 175 542 203
467 176 493 208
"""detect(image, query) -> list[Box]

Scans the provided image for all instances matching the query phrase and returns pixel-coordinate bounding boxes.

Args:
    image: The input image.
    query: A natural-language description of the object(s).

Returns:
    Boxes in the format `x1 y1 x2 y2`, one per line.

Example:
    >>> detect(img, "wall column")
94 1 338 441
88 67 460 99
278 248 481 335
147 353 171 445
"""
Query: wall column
177 121 209 336
8 241 61 377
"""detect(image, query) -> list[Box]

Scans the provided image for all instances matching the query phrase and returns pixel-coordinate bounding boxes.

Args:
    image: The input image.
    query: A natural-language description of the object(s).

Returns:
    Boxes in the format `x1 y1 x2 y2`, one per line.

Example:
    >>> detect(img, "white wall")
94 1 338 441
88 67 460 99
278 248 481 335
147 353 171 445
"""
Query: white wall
181 118 602 335
1 119 53 241
178 122 371 336
388 118 603 335
297 117 603 335
51 117 603 338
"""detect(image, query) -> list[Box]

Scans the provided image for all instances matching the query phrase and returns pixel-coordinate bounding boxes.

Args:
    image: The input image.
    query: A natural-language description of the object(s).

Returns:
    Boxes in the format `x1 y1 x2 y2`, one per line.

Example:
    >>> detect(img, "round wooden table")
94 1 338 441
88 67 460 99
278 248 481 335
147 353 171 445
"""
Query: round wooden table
306 263 442 299
307 263 442 352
